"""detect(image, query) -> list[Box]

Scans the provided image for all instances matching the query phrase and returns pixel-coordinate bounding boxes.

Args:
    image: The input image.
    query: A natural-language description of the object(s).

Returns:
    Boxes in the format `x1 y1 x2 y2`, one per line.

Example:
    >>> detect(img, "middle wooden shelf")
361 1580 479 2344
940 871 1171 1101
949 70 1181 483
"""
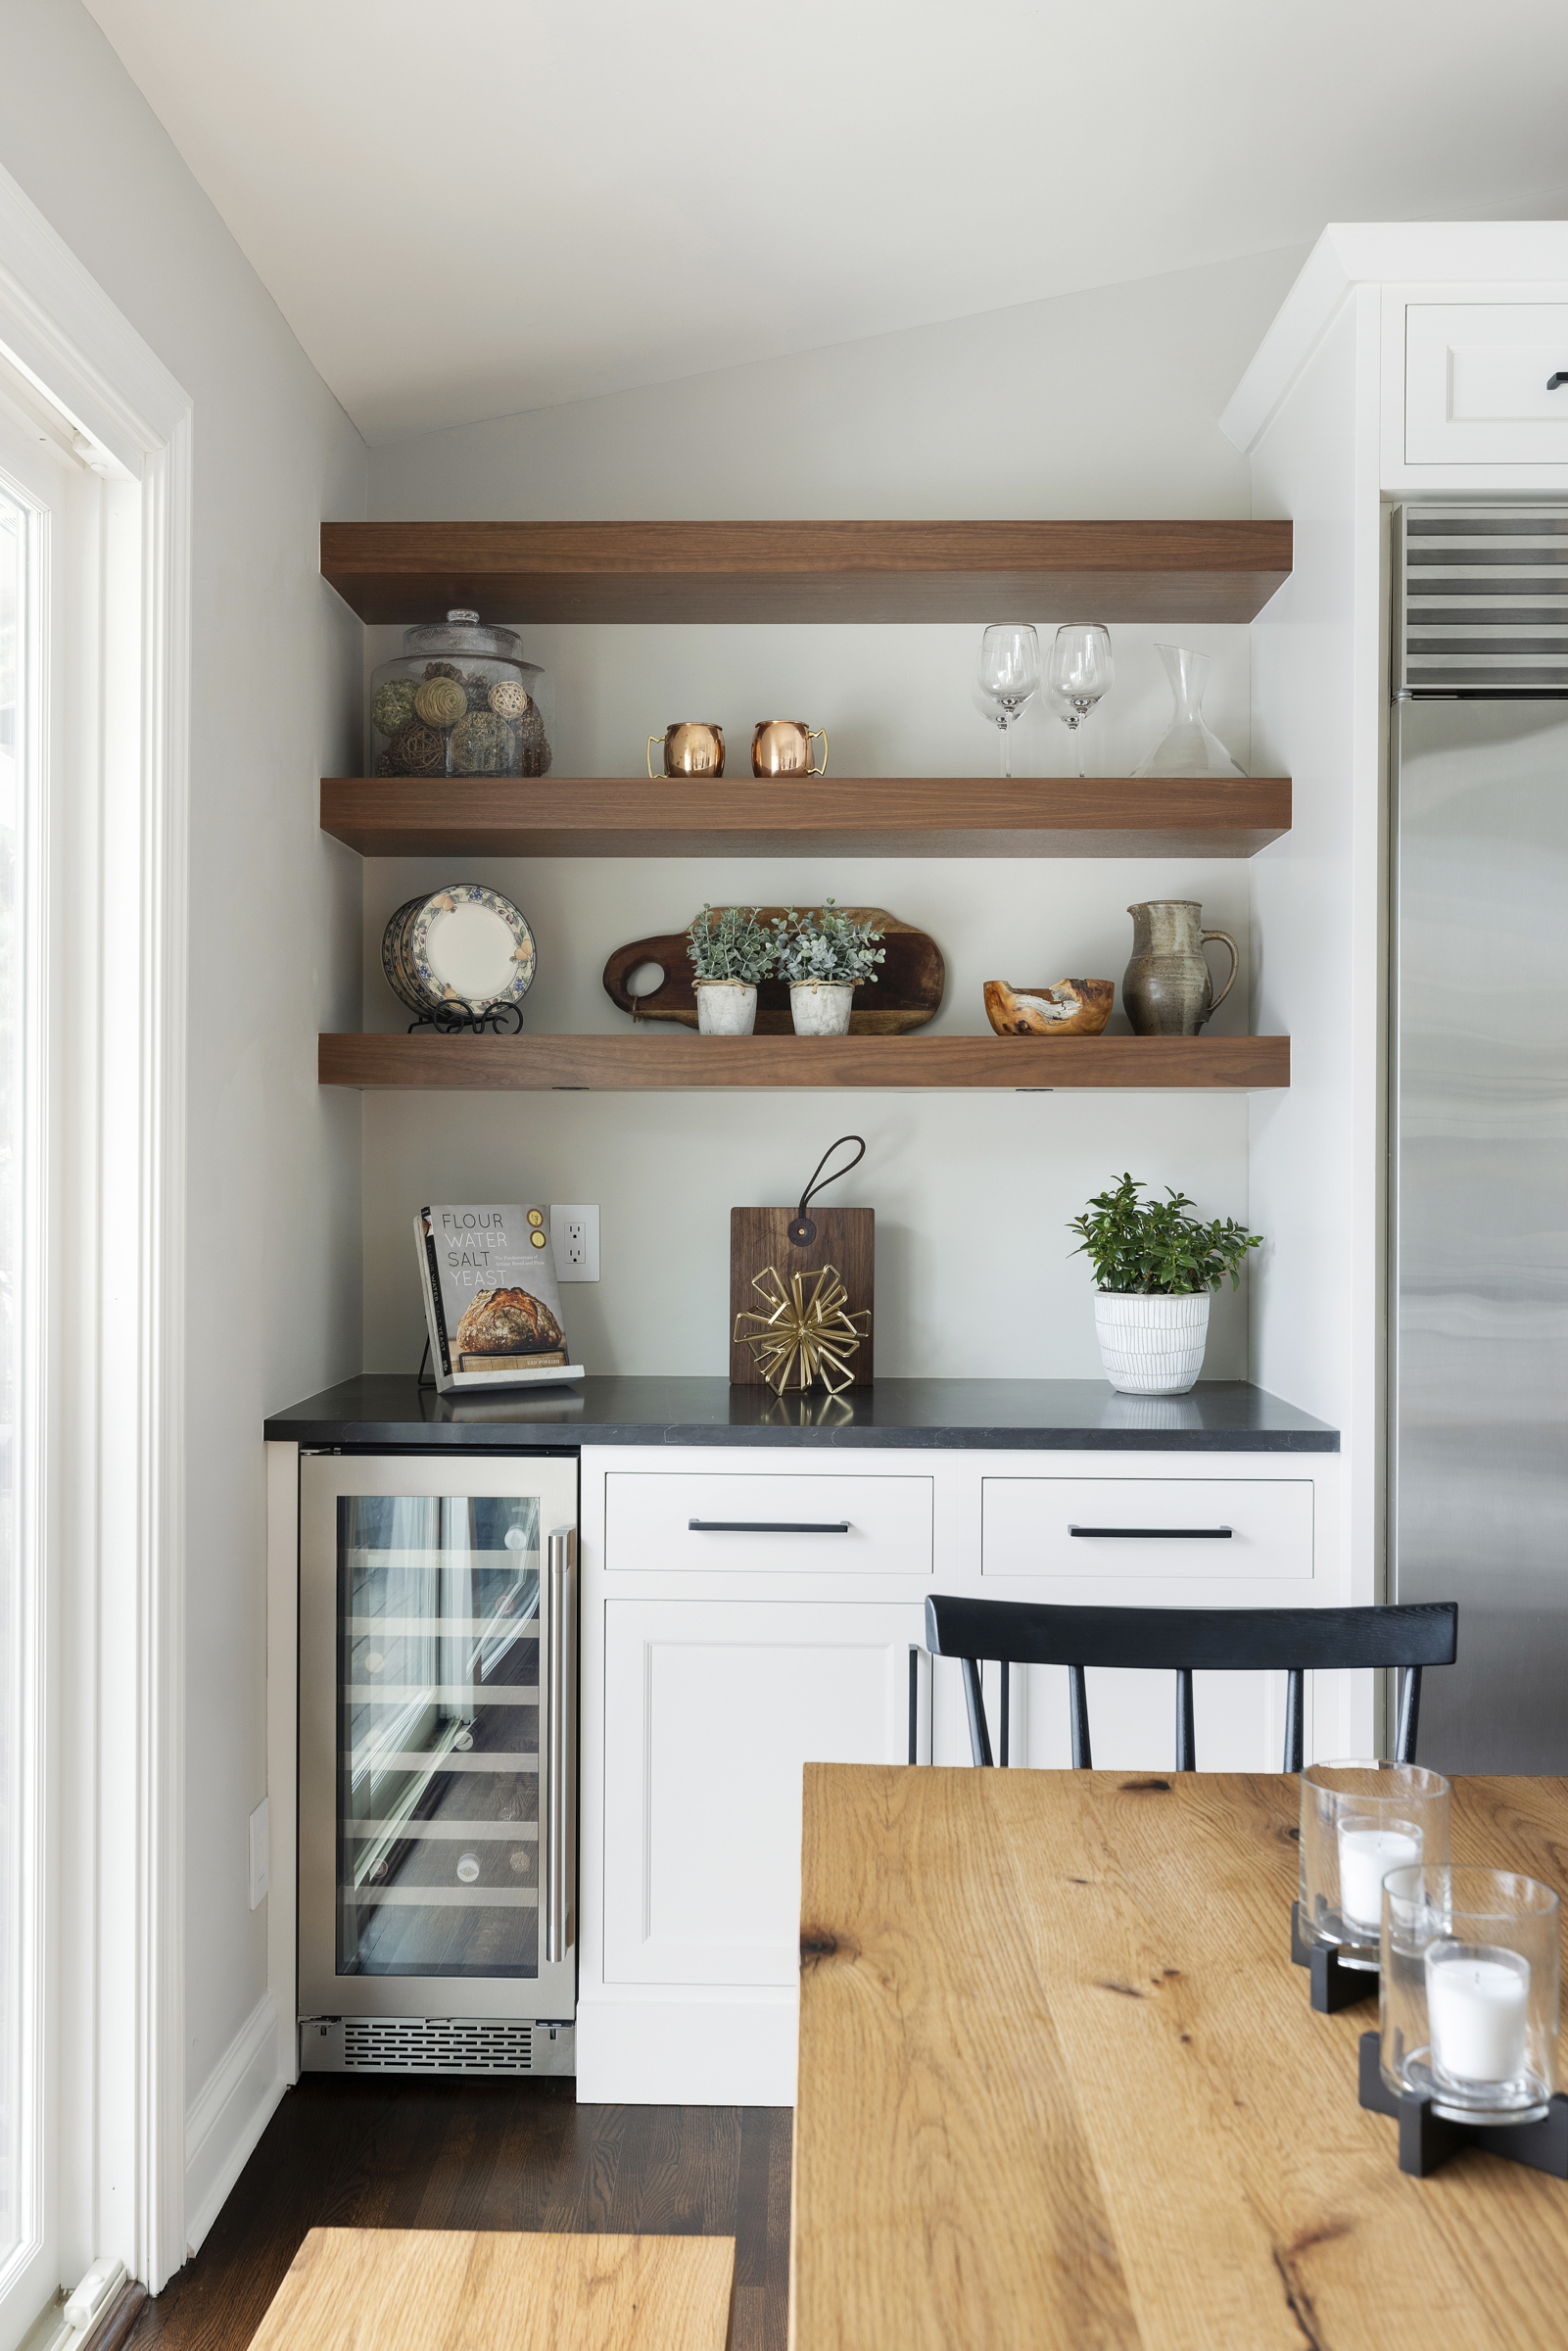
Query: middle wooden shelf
321 774 1291 860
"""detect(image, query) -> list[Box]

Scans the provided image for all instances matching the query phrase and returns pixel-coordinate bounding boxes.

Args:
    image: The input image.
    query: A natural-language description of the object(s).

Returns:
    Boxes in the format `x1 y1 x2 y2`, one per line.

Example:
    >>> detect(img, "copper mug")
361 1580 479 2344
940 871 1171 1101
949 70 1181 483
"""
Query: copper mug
647 722 724 779
751 719 829 779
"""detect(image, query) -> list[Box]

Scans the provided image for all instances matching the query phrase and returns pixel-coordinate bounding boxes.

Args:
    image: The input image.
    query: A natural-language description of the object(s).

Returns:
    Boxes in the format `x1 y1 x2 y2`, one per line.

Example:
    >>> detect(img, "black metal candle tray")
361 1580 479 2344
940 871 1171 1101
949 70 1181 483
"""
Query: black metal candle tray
1357 2032 1568 2178
1291 1899 1378 2014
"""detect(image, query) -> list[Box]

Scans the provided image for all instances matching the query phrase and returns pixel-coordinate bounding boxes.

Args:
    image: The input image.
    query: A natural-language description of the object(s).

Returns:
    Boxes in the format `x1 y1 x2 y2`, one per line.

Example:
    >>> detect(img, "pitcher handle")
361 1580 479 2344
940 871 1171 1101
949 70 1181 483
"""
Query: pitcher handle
809 727 829 778
1200 930 1239 1026
646 735 663 781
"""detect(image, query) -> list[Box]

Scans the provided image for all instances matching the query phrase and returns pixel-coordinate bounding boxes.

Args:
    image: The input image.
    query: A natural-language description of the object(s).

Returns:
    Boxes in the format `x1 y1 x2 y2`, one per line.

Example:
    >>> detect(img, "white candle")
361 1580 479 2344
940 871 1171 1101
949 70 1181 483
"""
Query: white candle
1336 1818 1423 1934
1426 1943 1530 2086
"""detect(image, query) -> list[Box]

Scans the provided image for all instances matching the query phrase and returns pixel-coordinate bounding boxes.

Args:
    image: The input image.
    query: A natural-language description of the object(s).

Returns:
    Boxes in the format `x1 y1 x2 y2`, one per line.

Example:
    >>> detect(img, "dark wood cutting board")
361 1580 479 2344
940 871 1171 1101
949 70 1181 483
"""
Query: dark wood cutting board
602 907 944 1034
730 1206 874 1386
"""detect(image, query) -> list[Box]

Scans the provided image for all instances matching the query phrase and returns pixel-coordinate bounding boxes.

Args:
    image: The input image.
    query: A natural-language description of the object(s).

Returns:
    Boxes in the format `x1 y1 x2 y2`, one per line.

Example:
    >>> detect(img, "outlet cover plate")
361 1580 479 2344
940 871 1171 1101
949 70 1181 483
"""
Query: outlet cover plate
550 1204 599 1282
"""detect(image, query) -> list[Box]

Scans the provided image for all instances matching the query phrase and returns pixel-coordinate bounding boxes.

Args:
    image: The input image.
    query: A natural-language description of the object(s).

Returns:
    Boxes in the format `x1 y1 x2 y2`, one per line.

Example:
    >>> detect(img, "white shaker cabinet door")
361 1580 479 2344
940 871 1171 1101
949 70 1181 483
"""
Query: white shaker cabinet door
602 1600 921 1987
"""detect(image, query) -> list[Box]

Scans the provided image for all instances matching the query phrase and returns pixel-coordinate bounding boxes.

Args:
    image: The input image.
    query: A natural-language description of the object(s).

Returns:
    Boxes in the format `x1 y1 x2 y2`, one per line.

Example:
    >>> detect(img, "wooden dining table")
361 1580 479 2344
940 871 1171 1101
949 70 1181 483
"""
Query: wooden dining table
791 1763 1568 2351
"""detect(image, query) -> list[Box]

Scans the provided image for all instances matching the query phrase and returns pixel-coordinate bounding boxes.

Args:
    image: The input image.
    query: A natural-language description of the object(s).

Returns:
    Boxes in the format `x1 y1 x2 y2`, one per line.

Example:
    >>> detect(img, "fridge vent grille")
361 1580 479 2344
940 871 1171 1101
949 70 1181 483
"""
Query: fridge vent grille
1397 505 1568 694
343 2018 535 2073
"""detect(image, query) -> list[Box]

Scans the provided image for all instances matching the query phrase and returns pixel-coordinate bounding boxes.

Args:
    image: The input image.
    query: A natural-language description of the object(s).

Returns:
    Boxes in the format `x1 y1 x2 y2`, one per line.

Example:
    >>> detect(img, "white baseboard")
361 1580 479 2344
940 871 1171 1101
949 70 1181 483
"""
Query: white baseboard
577 1991 797 2106
183 1992 286 2255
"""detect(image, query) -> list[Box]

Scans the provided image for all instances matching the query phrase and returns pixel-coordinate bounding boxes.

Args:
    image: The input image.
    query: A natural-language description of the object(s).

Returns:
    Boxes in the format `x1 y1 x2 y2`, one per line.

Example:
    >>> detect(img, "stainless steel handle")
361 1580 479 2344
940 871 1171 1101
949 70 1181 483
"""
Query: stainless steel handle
688 1517 849 1533
544 1525 577 1964
1069 1525 1233 1539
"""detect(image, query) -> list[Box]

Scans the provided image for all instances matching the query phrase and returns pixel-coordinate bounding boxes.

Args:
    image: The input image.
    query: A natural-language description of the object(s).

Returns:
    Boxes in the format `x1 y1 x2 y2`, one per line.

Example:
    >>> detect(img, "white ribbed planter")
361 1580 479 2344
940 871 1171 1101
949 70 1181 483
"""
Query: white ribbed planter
694 980 758 1034
790 981 854 1035
1094 1290 1211 1395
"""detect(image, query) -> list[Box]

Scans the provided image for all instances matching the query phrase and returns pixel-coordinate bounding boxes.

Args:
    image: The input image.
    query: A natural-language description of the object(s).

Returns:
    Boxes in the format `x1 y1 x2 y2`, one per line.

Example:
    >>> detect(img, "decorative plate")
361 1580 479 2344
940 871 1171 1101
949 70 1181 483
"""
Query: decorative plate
381 893 430 1014
407 885 537 1014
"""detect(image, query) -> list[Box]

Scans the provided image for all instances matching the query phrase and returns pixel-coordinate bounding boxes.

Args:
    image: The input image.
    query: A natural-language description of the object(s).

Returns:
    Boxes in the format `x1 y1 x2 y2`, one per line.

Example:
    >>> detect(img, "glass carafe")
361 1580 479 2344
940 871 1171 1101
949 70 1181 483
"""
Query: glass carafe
1132 645 1246 779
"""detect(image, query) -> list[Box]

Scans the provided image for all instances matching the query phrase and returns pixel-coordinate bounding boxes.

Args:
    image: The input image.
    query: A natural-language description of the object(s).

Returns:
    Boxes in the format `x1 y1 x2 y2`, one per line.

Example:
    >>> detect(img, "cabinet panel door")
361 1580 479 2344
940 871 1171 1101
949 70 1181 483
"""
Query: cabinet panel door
1406 305 1568 462
604 1470 932 1574
603 1601 920 1986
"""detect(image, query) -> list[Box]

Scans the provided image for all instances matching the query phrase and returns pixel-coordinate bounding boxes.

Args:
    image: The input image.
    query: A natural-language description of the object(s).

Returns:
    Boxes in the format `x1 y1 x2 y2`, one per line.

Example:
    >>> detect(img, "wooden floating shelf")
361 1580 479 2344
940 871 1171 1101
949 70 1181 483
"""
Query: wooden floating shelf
321 775 1291 861
318 1033 1290 1092
321 519 1292 627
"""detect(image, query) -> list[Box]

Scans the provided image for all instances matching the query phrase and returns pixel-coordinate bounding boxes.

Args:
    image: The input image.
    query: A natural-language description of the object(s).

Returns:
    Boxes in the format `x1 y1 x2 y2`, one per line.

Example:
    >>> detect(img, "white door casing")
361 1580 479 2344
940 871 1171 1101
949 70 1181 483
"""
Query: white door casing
0 157 191 2306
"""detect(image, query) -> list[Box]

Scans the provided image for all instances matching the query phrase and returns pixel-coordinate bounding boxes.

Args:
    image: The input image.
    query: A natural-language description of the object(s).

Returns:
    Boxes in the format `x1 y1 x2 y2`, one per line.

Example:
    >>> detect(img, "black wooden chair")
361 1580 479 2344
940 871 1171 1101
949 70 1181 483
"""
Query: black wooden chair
915 1595 1458 1772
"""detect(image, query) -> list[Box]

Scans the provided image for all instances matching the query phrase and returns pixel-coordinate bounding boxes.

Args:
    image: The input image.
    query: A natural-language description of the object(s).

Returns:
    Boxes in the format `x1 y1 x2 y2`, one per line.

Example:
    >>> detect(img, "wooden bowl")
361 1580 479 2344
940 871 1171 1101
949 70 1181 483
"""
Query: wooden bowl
983 979 1115 1037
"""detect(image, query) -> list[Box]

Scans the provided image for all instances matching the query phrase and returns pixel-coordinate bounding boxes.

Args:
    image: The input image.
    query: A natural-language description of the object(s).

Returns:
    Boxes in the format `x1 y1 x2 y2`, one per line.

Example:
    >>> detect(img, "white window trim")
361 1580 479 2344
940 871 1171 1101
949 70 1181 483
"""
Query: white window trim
0 162 191 2297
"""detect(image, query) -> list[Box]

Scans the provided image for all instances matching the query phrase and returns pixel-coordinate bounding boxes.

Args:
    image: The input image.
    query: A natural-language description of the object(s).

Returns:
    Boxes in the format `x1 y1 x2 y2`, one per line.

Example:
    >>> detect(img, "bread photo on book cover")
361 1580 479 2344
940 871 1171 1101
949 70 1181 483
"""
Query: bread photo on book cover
454 1287 566 1358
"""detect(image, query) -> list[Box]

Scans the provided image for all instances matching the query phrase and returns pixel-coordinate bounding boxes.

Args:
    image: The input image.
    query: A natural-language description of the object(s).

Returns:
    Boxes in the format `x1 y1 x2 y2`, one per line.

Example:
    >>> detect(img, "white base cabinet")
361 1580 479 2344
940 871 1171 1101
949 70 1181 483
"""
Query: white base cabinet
576 1441 1346 2107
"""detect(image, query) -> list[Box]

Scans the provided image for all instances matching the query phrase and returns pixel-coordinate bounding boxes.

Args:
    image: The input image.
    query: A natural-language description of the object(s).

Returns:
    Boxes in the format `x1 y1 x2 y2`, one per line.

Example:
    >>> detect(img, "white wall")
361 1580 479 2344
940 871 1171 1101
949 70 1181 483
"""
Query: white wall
0 0 365 2254
360 247 1306 1382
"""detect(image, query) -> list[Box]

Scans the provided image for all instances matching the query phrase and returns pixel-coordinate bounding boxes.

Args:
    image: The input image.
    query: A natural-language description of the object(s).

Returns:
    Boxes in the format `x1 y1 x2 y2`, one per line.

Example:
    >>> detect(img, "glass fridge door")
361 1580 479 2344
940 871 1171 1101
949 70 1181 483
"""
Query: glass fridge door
299 1454 577 2021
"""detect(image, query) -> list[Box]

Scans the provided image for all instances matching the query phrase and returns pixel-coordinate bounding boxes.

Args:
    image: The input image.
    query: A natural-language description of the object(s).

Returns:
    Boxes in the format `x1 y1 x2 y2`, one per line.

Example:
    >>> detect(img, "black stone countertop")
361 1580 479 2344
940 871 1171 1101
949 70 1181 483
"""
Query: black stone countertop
264 1375 1338 1454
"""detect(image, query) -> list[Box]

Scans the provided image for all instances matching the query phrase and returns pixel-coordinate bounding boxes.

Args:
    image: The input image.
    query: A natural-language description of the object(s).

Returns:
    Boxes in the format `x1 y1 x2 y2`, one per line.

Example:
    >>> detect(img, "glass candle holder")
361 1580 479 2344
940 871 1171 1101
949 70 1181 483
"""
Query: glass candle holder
1299 1760 1451 1968
1380 1867 1560 2123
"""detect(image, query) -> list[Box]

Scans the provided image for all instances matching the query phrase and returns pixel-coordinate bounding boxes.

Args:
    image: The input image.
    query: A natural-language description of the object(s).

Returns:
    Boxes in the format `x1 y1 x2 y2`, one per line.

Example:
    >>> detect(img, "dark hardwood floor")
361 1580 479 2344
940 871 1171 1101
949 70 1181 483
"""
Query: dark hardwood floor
127 2078 791 2351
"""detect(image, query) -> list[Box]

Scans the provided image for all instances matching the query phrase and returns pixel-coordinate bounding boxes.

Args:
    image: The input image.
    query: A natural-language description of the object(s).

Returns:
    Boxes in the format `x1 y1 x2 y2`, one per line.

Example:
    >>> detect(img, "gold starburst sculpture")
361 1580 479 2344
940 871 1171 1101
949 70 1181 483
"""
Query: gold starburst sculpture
733 1263 871 1395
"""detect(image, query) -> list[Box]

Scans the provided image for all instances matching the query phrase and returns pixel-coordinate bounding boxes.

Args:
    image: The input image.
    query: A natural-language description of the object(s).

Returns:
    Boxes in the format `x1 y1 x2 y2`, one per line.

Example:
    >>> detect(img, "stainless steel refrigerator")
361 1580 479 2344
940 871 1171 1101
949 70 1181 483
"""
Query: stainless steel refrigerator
297 1450 578 2074
1392 503 1568 1771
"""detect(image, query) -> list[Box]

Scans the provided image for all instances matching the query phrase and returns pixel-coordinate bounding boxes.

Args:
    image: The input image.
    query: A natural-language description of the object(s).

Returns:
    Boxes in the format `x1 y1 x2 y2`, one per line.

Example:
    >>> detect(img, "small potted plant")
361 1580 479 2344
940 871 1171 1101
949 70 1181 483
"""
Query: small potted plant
686 904 775 1034
1068 1173 1261 1395
773 900 886 1035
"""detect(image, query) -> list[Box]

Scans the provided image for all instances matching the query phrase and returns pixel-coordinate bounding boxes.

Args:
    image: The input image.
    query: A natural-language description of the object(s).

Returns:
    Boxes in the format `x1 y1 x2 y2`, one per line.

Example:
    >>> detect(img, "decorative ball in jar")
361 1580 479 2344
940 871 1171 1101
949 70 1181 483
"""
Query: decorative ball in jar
369 610 553 779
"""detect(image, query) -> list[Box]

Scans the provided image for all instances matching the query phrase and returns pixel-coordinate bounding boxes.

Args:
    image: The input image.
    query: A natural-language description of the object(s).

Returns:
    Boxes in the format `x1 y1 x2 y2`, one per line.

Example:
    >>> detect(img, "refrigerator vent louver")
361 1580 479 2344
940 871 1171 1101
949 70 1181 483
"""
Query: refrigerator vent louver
1397 505 1568 694
343 2017 536 2073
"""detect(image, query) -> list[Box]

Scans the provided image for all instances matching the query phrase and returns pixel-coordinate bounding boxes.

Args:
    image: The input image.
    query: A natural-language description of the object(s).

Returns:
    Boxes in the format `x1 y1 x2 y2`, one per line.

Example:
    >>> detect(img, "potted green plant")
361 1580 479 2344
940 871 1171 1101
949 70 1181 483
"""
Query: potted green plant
686 905 776 1034
1068 1173 1262 1395
773 901 886 1035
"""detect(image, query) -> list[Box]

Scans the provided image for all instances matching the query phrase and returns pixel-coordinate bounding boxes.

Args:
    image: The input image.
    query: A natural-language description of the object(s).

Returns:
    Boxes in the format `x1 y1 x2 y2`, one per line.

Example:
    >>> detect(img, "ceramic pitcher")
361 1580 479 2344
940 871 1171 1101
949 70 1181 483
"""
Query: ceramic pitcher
1122 900 1238 1036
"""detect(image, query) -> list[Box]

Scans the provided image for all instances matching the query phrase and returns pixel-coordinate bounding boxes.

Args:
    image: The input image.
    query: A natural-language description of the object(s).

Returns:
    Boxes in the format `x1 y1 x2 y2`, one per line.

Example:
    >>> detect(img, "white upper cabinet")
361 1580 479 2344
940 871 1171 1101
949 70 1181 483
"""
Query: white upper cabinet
1406 305 1568 464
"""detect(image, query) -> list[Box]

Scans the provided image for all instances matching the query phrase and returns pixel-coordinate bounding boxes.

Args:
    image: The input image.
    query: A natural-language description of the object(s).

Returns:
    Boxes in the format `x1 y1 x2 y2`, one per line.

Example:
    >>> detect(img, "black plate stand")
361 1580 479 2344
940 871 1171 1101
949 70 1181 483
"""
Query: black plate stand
1291 1899 1377 2013
1358 2032 1568 2178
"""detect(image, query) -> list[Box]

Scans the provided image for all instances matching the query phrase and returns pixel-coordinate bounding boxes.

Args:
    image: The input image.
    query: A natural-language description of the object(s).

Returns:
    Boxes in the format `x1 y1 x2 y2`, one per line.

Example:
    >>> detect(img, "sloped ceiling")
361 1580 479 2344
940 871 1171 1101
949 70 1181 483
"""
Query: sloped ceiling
83 0 1568 443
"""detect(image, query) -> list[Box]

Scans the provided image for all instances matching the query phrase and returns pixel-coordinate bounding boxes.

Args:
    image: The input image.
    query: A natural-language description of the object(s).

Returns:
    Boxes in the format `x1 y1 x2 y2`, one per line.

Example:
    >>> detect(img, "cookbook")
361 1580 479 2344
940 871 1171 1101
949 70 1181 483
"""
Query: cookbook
416 1205 585 1392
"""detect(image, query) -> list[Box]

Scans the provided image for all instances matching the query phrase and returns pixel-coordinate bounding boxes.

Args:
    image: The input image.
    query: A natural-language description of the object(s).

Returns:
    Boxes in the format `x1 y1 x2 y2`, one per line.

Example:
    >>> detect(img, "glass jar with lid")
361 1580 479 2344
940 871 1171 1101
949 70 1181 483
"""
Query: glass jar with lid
369 610 552 778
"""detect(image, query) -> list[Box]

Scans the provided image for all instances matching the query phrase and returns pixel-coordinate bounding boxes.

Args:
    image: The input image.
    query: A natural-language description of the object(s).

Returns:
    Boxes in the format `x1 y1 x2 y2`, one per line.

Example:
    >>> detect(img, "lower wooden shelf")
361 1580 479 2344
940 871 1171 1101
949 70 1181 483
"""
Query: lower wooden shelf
318 1032 1289 1091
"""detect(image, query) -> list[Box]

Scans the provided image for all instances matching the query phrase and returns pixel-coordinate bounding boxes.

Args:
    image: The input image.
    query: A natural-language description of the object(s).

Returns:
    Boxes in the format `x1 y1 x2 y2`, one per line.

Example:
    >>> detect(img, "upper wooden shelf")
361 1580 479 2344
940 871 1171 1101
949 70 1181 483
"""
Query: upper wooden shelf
320 776 1290 860
320 520 1293 627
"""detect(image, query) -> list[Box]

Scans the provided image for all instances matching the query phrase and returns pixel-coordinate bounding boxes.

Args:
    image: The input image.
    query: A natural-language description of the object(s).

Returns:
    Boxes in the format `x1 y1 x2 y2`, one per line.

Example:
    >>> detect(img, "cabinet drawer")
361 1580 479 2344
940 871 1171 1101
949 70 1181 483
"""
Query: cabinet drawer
981 1477 1312 1580
604 1470 932 1574
1406 305 1568 463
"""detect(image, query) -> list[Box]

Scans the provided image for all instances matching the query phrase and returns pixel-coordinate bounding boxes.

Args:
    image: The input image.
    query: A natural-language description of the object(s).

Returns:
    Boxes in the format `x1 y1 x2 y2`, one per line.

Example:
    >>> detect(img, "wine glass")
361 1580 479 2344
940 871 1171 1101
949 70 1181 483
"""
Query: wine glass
976 623 1041 777
1048 624 1115 776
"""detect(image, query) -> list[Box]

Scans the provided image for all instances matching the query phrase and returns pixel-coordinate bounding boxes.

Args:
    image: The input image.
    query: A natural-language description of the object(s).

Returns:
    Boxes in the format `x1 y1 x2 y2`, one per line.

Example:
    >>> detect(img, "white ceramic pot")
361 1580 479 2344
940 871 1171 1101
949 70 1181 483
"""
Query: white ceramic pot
1094 1289 1211 1396
790 981 854 1036
694 980 758 1035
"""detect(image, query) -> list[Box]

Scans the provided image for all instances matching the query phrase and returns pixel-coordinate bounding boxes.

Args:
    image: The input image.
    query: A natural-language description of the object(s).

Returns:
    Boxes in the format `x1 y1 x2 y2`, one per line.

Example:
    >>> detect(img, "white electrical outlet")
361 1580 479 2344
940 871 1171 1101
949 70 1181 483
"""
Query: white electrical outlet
249 1797 269 1910
550 1204 599 1282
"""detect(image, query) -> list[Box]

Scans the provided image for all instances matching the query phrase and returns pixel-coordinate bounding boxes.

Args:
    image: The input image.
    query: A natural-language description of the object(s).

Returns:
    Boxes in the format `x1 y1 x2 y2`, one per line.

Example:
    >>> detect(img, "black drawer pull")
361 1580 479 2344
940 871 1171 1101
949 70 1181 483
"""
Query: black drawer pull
1548 371 1568 391
689 1517 850 1534
1069 1524 1233 1540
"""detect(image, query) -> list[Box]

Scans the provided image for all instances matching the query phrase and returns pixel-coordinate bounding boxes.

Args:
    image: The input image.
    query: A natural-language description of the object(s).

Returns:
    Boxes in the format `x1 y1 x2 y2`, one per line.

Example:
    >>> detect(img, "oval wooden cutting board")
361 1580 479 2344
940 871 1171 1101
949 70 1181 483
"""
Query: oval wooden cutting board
603 908 944 1034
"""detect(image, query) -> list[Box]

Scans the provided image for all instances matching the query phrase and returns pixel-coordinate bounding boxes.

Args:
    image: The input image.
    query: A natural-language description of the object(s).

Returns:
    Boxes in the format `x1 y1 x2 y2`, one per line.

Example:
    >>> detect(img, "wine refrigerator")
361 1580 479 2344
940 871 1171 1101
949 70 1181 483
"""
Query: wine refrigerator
297 1449 577 2075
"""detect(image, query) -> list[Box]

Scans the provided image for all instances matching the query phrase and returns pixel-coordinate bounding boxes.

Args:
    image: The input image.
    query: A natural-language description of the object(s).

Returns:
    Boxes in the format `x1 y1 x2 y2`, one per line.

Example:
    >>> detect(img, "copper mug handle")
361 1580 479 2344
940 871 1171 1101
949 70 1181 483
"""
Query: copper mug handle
1199 930 1238 1027
807 726 829 778
646 735 663 781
